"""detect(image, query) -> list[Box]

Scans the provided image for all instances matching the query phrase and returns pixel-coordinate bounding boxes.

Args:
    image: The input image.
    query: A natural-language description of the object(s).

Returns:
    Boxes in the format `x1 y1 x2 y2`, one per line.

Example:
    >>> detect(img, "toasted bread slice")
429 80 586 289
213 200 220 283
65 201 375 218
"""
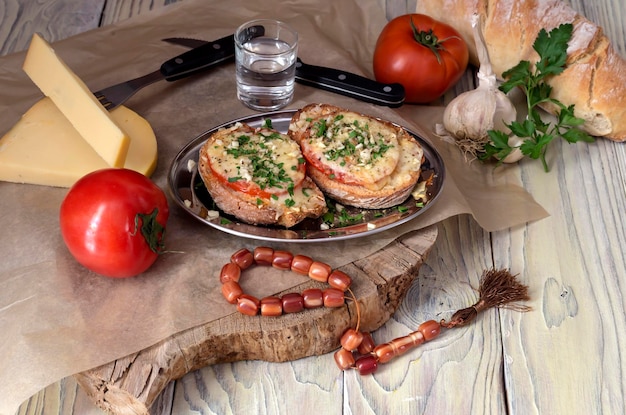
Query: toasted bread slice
198 122 327 228
289 104 423 209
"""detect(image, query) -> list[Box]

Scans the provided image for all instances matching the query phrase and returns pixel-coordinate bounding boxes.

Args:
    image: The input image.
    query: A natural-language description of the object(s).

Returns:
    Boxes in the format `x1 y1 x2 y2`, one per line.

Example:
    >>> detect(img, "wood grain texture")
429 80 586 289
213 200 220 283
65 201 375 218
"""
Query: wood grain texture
99 0 181 27
8 0 626 414
492 1 626 414
0 0 104 55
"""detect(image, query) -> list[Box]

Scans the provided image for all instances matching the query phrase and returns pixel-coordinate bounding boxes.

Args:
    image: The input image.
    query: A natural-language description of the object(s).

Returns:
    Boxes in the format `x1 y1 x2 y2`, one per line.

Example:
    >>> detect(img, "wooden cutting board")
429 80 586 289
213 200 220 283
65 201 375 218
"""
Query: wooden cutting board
74 225 438 415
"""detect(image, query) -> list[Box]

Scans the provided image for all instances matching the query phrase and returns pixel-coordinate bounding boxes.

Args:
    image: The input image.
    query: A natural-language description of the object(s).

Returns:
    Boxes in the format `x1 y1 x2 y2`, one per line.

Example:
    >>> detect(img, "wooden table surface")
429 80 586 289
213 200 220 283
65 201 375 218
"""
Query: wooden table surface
3 0 625 414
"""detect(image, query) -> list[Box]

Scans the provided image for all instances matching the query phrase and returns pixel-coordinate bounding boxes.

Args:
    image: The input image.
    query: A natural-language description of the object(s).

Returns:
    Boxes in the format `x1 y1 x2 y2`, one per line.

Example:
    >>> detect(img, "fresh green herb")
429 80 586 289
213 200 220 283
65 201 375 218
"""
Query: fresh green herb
320 117 393 166
285 198 296 207
256 198 263 206
220 218 232 225
225 133 296 191
302 188 310 197
322 211 335 224
480 23 594 172
337 209 363 226
321 201 363 227
314 119 328 137
263 118 273 129
397 205 409 213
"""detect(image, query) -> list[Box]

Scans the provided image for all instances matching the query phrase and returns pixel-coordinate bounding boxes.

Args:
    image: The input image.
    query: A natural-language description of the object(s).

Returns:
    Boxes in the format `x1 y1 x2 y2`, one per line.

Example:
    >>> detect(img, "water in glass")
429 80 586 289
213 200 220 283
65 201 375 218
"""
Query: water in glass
236 37 297 111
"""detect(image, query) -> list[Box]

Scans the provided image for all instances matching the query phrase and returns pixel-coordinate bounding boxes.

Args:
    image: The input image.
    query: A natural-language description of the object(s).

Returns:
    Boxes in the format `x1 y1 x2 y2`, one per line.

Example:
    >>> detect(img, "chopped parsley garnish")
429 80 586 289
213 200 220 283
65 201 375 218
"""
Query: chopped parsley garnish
322 201 364 227
224 132 298 193
314 119 328 137
312 116 394 166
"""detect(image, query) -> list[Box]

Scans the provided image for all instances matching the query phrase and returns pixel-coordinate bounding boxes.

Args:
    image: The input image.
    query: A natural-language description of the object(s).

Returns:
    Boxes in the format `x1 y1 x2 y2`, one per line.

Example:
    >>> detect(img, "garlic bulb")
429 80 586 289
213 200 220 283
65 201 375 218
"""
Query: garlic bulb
442 14 517 156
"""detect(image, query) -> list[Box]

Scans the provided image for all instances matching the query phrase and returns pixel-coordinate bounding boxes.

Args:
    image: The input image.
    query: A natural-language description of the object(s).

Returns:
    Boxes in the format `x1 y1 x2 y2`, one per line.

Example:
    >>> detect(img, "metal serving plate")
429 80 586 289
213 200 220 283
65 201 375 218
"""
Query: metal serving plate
167 110 445 243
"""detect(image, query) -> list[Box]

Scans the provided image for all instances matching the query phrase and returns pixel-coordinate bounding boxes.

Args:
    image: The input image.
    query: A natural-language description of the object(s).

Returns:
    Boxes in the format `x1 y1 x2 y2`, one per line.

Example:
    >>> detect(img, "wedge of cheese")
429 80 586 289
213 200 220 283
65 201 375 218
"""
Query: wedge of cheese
22 33 130 168
0 97 157 187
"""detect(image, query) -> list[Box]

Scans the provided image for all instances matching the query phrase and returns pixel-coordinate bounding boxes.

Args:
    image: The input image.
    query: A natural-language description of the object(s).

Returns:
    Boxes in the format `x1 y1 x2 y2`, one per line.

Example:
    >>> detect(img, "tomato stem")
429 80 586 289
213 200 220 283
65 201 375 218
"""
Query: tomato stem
134 208 166 254
410 17 443 64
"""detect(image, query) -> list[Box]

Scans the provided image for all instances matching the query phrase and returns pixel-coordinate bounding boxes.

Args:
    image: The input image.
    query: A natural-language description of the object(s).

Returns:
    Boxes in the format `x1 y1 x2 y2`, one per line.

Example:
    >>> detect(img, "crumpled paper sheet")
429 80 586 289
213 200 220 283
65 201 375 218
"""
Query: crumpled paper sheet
0 0 548 413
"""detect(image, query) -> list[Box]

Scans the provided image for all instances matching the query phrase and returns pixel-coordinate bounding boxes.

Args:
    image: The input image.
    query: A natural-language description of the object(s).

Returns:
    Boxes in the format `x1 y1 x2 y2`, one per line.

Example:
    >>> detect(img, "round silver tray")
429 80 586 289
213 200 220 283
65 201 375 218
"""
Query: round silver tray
167 110 445 243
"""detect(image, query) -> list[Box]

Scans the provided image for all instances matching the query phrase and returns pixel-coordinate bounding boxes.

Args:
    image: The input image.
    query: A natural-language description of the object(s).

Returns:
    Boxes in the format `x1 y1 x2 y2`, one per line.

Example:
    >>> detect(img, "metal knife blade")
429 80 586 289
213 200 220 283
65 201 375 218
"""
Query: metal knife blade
162 37 405 107
95 34 235 110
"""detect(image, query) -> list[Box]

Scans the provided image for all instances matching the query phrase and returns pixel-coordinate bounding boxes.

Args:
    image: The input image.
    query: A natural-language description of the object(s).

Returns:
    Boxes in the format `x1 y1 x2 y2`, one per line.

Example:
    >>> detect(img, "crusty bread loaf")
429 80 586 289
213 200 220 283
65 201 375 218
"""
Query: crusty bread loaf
197 122 327 228
288 104 424 209
416 0 626 141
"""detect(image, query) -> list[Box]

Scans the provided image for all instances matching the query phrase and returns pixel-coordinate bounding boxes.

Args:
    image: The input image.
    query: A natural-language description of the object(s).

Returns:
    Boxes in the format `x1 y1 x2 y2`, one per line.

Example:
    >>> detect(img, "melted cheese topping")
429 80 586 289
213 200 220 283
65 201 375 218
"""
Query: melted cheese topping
265 181 324 220
303 112 400 185
206 126 305 195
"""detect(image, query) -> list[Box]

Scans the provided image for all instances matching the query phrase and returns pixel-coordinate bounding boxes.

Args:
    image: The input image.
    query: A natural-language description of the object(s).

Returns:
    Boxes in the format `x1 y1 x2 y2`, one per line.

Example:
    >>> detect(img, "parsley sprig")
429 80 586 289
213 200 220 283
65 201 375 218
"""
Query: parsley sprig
480 23 594 171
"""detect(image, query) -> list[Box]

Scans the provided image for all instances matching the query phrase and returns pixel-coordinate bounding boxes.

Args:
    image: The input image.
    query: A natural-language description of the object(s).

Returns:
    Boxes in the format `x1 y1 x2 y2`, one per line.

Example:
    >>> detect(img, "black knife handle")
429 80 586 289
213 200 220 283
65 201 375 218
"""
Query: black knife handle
295 58 405 107
160 34 235 81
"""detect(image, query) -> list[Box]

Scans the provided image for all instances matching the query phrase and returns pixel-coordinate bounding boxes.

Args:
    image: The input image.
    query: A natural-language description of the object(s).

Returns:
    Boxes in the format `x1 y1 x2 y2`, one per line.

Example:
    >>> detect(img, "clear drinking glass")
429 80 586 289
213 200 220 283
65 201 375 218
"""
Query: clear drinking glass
235 19 298 111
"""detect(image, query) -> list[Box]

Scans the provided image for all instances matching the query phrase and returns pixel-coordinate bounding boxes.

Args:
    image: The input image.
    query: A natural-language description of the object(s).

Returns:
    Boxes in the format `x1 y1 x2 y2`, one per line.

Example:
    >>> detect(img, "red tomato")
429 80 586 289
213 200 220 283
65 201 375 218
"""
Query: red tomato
60 168 169 278
373 14 469 104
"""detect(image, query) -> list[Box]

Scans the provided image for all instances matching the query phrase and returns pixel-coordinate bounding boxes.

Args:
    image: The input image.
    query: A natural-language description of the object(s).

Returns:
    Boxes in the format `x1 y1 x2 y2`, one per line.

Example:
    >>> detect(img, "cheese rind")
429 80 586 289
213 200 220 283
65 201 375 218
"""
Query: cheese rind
0 98 157 187
22 33 130 167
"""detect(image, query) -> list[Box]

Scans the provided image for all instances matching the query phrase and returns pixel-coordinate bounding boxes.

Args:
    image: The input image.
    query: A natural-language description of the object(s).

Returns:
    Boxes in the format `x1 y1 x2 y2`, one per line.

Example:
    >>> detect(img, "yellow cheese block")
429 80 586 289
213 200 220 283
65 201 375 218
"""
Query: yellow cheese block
22 33 130 168
0 97 157 187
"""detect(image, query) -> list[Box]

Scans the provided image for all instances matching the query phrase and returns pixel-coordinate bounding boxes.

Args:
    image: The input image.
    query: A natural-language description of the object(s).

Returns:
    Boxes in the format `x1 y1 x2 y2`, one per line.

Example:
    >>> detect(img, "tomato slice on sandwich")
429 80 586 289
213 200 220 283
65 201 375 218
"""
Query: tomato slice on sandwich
205 126 306 199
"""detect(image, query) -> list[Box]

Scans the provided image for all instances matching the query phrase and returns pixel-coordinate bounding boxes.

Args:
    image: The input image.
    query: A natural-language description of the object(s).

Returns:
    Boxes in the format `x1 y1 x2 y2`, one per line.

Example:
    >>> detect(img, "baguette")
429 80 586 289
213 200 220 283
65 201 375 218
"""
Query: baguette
416 0 626 141
197 122 327 228
288 104 424 209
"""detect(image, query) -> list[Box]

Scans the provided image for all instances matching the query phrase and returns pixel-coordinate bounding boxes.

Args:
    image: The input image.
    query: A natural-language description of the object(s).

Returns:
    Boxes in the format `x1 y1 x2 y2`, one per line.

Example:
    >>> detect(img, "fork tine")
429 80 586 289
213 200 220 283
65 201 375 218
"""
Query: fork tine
93 92 113 110
91 69 164 111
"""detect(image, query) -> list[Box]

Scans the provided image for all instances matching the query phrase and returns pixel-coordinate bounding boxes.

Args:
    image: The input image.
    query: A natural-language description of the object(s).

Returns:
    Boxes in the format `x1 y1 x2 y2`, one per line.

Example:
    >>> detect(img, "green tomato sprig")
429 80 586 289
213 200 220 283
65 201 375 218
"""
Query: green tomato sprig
480 23 594 172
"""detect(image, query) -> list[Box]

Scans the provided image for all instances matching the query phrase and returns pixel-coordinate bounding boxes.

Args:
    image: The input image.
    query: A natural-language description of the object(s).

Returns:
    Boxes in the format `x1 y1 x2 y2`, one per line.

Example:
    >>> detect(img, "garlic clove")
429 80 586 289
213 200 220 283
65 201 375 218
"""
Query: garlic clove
493 91 517 133
501 135 524 163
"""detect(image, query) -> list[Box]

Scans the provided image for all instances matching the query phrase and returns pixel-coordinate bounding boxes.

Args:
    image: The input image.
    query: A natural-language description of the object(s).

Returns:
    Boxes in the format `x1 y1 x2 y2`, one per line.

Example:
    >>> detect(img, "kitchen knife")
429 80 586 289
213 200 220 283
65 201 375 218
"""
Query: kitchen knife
162 37 405 107
94 33 235 110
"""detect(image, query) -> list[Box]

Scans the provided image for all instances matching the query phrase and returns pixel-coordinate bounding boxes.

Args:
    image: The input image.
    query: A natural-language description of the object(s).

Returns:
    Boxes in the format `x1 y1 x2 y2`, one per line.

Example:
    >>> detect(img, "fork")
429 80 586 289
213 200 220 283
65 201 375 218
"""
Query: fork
93 33 236 111
94 70 165 110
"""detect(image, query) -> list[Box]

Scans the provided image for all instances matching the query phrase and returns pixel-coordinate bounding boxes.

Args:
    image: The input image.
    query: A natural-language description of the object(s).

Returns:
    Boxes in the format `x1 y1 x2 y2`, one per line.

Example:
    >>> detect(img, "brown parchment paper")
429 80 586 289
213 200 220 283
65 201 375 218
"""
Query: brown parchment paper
0 0 548 413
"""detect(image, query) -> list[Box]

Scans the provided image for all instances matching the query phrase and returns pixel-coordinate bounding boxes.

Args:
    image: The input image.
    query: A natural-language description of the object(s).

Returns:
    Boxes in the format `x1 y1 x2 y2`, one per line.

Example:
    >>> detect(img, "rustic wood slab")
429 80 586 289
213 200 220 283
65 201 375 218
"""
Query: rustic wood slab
73 226 438 415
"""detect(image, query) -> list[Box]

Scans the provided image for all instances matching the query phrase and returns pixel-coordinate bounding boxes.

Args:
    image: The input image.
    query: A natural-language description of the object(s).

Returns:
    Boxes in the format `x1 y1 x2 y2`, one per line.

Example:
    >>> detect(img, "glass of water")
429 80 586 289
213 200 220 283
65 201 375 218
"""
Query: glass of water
235 19 298 111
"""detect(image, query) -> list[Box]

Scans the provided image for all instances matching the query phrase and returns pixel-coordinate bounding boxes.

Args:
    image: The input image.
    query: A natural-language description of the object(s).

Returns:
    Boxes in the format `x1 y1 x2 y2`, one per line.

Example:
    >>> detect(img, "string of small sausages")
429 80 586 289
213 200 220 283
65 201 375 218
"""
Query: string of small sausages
220 247 352 316
220 247 532 376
